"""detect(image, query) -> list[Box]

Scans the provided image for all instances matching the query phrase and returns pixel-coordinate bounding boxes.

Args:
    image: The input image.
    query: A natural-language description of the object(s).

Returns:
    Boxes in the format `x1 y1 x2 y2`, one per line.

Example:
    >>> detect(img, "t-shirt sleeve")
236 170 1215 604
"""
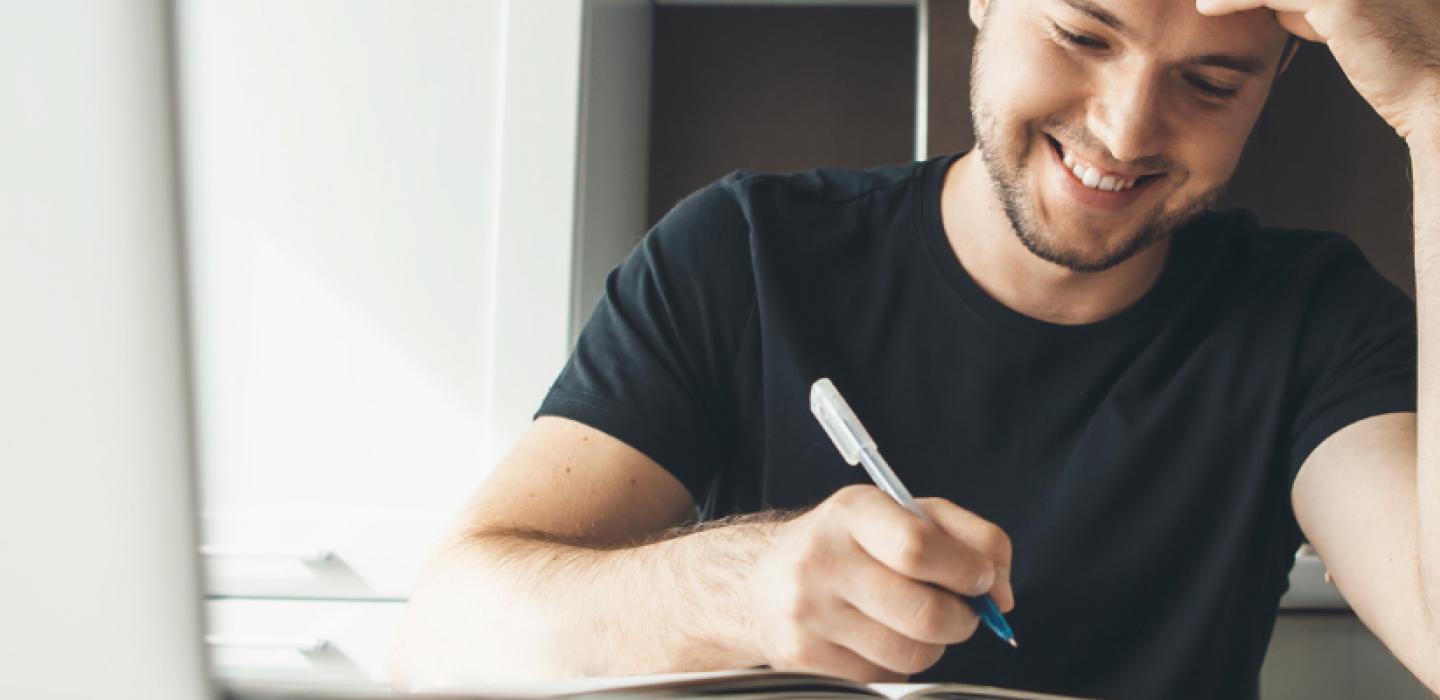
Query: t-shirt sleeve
535 175 757 502
1288 238 1417 478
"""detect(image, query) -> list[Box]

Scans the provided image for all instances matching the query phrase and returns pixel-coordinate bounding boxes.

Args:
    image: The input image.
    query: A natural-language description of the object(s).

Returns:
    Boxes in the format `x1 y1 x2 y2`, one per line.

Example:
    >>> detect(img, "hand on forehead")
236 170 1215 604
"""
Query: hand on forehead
1023 0 1292 62
1195 0 1440 139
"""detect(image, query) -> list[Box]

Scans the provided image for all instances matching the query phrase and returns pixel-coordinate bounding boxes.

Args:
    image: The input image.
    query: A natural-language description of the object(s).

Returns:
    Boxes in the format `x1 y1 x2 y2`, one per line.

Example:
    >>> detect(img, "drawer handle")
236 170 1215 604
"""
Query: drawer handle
199 545 334 563
205 635 330 652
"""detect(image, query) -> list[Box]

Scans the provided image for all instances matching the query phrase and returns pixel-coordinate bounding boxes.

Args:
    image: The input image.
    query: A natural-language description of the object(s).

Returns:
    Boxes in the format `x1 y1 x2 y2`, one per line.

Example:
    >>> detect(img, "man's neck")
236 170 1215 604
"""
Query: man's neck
941 150 1172 326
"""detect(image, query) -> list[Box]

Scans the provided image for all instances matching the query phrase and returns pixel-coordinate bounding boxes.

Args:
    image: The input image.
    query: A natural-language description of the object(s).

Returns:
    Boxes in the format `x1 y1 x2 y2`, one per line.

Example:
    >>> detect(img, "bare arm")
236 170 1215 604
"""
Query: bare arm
390 416 756 687
1198 0 1440 688
1412 127 1440 657
1291 78 1440 700
1293 413 1439 689
390 416 1014 689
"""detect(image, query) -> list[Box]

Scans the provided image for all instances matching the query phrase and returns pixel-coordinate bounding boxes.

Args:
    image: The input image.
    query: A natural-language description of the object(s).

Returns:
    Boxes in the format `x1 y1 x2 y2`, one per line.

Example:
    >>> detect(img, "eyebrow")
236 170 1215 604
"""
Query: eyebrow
1054 0 1127 33
1052 0 1272 76
1187 53 1268 76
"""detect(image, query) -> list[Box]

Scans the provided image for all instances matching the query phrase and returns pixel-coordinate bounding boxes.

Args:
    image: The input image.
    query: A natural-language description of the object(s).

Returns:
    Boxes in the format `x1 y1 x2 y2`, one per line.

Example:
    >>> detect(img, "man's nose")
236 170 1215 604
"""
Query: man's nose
1089 67 1167 165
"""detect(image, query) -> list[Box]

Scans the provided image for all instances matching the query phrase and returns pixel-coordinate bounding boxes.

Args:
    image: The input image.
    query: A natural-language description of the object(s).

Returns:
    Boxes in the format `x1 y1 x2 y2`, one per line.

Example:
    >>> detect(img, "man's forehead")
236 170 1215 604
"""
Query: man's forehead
1040 0 1288 59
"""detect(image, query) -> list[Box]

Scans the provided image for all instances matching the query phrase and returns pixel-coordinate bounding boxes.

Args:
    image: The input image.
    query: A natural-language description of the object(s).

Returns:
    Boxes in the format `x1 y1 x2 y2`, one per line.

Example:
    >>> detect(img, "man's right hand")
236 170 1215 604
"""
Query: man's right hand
743 485 1015 682
395 419 1015 687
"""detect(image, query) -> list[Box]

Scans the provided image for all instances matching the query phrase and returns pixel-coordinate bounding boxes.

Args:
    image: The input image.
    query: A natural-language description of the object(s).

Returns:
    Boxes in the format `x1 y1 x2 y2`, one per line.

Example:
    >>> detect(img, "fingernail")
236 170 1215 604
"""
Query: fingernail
997 567 1011 587
976 568 995 592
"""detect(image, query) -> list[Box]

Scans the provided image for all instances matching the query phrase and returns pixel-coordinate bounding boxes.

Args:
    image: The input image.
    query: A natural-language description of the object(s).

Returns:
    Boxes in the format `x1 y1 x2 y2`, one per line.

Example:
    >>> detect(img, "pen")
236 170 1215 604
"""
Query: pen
809 378 1018 649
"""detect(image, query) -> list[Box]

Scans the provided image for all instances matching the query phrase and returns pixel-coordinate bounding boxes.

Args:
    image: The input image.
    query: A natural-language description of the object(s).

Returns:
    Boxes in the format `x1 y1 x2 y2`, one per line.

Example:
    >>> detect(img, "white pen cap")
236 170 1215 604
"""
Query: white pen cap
810 378 876 466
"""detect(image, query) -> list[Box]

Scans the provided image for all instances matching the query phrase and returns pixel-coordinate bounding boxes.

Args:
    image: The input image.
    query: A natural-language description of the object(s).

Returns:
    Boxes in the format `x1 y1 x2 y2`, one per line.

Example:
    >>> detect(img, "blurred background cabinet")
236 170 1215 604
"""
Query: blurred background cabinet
178 0 644 685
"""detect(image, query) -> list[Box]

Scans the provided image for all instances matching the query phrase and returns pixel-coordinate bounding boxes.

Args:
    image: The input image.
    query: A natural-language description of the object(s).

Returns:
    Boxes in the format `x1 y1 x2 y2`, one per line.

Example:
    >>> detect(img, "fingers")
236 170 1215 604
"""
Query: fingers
837 487 1010 600
1193 0 1324 43
1195 0 1313 15
808 602 952 677
760 560 942 680
919 498 1016 612
833 545 981 645
769 635 909 683
1275 10 1324 42
1194 0 1268 14
754 486 1016 680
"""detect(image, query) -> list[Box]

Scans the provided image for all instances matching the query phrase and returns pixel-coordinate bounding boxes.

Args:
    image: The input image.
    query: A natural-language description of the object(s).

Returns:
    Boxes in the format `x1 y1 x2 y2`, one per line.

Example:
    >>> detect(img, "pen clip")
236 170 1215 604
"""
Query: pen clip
810 378 874 465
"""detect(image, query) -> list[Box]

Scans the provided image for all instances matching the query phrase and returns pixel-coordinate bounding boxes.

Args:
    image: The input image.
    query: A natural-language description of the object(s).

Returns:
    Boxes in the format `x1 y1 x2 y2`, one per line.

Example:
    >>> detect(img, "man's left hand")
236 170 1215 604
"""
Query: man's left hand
1199 0 1440 142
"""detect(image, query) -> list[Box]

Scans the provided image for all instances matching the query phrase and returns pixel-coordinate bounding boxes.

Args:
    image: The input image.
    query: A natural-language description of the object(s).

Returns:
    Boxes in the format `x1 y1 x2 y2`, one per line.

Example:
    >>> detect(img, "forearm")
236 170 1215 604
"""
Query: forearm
1411 124 1440 648
391 517 787 689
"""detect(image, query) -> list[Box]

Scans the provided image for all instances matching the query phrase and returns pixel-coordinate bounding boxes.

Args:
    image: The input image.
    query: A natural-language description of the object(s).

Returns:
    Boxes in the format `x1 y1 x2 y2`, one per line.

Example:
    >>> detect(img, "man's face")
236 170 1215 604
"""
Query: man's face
969 0 1291 273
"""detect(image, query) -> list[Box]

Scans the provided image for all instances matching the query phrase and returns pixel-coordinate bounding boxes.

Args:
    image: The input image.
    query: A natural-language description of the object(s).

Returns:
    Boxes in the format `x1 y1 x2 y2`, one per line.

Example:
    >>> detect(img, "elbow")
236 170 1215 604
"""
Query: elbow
387 540 574 690
389 593 575 690
389 587 451 693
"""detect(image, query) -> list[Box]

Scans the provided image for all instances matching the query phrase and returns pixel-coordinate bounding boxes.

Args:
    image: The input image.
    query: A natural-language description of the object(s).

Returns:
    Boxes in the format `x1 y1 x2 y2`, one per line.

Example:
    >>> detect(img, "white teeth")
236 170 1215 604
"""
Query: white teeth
1063 148 1141 192
1058 141 1146 192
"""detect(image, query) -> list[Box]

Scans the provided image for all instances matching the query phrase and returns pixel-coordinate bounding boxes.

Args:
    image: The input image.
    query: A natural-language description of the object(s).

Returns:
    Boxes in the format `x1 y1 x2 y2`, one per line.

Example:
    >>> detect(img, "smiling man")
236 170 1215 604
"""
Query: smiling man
392 0 1440 697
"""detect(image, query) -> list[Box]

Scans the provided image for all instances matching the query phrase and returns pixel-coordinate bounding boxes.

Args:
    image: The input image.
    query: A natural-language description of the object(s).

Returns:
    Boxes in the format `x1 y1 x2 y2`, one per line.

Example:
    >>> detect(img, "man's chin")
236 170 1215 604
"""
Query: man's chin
1014 225 1169 274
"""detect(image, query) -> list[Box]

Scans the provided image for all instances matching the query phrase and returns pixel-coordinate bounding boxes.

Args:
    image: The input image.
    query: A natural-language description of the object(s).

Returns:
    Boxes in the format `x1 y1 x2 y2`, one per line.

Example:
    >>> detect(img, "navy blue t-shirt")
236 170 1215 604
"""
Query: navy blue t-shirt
537 155 1416 699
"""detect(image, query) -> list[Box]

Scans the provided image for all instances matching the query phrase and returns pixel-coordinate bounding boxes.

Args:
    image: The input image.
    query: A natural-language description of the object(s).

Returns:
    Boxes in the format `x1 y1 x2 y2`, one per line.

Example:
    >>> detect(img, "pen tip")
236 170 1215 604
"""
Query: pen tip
1008 638 1019 648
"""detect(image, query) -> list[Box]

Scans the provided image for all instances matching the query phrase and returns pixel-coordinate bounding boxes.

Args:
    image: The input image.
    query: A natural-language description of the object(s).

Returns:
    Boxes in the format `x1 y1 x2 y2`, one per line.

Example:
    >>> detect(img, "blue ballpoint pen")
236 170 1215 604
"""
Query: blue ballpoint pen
809 378 1018 648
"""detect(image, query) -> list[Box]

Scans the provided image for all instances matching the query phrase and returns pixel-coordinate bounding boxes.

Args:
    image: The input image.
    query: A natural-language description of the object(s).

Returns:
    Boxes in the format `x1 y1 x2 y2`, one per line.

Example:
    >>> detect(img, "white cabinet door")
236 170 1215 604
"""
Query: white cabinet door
178 0 609 600
207 599 407 688
200 514 447 599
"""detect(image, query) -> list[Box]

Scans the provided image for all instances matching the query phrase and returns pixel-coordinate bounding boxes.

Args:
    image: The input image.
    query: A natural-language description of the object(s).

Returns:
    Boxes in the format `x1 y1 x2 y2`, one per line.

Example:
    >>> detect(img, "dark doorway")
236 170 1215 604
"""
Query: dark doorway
647 6 918 228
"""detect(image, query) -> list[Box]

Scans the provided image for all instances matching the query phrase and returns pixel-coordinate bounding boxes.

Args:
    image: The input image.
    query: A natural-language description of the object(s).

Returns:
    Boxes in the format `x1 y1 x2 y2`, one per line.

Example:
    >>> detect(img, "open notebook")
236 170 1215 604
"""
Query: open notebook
375 669 1097 700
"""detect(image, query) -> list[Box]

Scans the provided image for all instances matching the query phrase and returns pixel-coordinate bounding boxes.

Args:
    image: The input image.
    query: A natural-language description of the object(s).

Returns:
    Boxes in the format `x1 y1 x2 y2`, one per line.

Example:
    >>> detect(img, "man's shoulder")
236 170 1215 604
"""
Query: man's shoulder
1197 208 1412 320
644 159 936 268
644 161 935 243
1204 208 1383 283
1208 208 1356 258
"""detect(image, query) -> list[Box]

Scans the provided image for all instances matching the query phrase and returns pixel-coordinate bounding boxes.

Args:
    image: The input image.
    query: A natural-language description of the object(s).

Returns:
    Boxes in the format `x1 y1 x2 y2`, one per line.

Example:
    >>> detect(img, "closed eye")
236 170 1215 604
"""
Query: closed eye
1187 75 1238 99
1050 22 1108 50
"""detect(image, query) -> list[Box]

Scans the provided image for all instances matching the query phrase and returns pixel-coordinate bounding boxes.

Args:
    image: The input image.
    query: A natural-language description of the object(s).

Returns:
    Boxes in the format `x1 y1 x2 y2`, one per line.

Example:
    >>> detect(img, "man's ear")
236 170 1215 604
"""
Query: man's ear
971 0 989 29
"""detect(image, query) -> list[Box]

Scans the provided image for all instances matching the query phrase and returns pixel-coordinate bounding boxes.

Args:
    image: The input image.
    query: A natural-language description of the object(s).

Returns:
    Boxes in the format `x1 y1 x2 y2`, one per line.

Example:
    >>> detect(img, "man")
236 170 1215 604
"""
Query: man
392 0 1440 696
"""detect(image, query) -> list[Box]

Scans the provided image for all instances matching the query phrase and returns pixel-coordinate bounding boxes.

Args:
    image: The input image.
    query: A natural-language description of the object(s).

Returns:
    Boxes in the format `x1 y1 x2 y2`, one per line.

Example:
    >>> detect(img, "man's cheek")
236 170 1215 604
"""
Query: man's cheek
989 54 1088 124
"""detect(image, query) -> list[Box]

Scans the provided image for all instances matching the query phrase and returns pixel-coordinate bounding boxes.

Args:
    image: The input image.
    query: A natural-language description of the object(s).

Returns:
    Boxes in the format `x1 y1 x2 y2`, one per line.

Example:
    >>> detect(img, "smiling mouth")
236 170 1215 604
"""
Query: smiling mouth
1046 135 1163 193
